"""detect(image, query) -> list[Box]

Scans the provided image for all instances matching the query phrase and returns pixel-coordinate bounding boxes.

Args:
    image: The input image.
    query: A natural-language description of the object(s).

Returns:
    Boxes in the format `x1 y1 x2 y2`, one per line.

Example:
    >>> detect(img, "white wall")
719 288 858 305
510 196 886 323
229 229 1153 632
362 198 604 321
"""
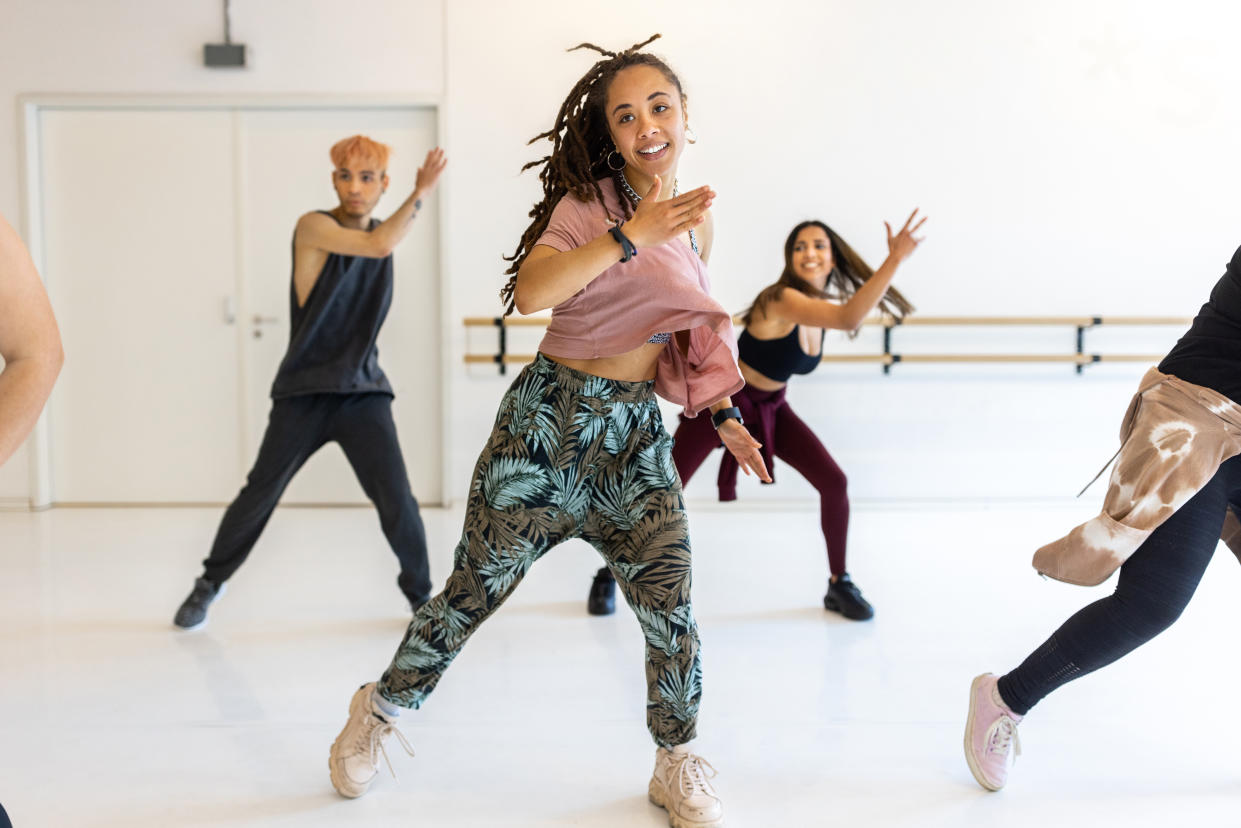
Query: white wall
4 0 1241 505
0 0 443 502
444 0 1241 503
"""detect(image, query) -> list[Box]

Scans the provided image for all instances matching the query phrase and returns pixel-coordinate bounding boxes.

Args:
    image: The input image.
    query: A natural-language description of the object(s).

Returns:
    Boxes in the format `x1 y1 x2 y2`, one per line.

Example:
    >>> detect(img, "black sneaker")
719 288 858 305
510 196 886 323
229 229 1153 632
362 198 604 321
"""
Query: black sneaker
587 567 616 616
823 573 874 621
173 577 224 630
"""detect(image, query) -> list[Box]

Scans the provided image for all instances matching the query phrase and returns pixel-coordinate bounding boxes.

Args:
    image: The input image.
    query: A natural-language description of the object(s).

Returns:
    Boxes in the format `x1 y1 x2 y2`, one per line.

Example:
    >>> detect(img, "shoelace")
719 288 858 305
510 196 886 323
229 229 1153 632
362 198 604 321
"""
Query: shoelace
671 752 718 799
357 715 415 779
985 716 1022 762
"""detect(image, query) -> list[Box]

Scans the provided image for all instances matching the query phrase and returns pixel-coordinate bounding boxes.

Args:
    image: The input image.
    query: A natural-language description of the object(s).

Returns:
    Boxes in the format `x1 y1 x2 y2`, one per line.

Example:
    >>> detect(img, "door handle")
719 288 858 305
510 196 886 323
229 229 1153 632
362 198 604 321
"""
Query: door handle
252 314 281 339
222 297 236 325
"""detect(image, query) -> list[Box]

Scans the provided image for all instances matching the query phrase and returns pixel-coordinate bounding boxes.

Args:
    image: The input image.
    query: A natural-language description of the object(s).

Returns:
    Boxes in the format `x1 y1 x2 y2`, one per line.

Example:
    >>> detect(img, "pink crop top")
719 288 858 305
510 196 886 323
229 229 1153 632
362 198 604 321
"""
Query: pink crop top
533 177 743 417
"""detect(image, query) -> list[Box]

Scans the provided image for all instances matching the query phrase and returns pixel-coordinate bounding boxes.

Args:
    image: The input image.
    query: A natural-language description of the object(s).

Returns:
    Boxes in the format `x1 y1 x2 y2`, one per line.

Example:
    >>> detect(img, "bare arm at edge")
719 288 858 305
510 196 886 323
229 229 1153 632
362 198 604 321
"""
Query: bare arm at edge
0 213 63 467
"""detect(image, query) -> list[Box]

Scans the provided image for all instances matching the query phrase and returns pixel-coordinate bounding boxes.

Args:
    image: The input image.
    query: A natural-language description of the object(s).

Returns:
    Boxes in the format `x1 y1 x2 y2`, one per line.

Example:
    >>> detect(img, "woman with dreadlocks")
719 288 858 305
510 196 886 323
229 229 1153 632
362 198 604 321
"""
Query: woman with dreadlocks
328 35 763 828
586 216 925 621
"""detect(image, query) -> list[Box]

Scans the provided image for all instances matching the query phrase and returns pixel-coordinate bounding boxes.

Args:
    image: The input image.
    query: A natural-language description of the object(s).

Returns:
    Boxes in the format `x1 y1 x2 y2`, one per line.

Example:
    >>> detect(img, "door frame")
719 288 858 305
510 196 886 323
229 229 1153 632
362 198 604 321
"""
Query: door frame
19 94 452 508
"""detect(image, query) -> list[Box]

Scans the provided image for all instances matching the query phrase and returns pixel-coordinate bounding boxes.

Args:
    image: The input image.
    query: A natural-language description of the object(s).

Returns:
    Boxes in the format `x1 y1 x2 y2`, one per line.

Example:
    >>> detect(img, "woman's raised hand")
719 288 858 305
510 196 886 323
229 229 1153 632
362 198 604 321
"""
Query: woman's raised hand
885 208 927 262
622 175 715 249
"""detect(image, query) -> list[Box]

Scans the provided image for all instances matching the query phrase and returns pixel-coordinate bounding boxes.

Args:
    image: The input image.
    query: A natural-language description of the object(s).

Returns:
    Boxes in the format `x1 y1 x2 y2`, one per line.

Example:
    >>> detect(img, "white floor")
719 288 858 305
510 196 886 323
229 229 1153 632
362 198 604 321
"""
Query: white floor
2 500 1240 827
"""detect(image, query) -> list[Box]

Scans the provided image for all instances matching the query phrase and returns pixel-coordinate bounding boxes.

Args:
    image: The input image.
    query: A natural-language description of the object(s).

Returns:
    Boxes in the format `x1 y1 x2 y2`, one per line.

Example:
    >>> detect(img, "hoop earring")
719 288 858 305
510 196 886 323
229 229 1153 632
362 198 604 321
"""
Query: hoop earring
686 125 698 144
606 149 627 171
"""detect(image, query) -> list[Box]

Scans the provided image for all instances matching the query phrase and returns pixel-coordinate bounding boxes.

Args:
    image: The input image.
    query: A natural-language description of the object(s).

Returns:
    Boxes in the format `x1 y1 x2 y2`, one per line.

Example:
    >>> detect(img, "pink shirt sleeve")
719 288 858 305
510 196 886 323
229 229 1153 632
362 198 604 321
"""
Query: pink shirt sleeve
535 194 597 252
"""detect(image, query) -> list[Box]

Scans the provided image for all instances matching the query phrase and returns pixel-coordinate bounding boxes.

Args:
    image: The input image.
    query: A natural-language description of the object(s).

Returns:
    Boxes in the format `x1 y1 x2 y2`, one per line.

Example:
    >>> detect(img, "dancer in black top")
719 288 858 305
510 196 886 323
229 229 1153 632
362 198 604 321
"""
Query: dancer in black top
586 215 923 619
173 135 447 630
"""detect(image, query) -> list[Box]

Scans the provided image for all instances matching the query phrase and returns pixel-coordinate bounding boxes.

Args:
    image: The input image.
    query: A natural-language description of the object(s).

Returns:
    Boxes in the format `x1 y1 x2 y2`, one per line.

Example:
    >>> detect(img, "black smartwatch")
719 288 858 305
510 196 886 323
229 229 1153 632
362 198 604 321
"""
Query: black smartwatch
711 407 743 430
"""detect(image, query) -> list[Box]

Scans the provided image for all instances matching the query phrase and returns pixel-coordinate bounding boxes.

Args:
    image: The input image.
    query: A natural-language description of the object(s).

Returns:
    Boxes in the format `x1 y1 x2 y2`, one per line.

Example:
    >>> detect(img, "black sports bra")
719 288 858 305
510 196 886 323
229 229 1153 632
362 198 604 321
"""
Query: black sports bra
736 325 825 383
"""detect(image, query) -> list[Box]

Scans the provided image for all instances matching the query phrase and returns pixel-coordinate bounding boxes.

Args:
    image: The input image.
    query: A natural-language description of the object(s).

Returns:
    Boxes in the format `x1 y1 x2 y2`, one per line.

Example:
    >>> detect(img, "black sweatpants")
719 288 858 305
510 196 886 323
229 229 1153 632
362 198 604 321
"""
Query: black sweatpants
200 393 432 603
998 454 1241 715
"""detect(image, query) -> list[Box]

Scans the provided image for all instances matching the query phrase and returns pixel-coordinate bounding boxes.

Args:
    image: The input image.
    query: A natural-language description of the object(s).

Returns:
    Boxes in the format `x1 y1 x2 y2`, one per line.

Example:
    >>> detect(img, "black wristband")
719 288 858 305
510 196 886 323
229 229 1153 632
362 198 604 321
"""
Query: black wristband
609 225 638 263
711 407 743 429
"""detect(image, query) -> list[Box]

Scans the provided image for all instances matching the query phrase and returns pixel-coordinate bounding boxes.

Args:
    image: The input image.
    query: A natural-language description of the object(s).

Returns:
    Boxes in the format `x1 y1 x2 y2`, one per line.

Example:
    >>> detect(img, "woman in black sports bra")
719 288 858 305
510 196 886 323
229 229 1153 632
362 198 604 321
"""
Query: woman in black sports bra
585 213 925 619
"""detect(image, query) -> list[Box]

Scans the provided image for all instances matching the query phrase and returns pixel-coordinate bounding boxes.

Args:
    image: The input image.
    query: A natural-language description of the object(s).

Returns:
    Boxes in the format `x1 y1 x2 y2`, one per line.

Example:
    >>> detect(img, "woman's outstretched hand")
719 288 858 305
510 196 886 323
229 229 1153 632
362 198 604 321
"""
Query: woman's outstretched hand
622 175 715 249
885 208 927 262
718 418 771 482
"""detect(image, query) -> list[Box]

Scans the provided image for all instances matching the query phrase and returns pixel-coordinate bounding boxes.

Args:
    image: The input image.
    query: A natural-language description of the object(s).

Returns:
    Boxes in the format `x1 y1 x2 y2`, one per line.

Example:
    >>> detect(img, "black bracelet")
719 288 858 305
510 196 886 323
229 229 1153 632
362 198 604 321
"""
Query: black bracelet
711 407 743 430
608 225 638 263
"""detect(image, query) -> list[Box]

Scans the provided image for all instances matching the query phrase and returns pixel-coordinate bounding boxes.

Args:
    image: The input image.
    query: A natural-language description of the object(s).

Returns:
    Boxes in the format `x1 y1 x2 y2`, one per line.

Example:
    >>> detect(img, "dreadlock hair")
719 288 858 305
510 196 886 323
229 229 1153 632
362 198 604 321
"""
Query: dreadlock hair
500 33 683 315
741 220 916 336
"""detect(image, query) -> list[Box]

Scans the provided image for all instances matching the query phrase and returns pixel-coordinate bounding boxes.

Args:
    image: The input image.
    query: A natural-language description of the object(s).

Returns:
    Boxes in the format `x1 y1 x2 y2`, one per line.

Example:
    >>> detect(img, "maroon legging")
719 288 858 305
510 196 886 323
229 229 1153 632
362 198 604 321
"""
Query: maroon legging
672 385 850 576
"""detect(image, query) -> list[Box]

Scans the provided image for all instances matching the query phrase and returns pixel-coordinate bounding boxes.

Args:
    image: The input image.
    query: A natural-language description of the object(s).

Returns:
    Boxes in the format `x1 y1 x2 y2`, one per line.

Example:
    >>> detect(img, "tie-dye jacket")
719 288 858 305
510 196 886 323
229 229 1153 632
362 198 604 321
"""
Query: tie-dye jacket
1032 366 1241 586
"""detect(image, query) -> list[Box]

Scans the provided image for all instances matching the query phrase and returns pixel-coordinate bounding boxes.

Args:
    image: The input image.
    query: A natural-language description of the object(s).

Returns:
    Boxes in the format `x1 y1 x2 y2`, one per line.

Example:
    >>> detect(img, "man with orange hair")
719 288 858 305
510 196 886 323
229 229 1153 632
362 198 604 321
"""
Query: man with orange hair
174 136 447 630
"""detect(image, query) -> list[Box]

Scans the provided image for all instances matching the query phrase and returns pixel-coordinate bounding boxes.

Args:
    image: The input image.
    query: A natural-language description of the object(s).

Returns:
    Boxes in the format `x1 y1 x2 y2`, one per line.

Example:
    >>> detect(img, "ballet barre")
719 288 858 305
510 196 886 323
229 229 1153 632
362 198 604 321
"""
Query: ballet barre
462 315 1191 375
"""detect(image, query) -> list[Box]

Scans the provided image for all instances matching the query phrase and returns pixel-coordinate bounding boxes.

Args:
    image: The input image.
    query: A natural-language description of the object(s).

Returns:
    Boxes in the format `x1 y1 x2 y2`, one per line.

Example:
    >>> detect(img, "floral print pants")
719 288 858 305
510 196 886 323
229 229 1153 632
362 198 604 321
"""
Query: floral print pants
377 354 702 747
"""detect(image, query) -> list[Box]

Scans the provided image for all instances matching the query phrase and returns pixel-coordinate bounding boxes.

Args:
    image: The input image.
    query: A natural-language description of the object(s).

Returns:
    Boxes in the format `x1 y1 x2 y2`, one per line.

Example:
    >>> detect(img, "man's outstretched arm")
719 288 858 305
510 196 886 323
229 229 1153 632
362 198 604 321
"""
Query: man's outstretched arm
296 147 448 260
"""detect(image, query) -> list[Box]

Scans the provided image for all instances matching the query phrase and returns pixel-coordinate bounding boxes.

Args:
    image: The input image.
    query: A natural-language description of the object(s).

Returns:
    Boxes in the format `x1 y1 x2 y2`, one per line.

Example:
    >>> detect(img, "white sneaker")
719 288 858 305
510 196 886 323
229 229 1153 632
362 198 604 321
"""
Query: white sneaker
328 683 414 798
648 745 724 828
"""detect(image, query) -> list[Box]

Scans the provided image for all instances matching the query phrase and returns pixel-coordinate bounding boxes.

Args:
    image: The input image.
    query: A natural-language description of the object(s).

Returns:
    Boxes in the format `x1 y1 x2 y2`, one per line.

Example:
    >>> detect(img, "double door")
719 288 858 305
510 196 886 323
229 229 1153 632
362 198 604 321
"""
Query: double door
36 104 442 504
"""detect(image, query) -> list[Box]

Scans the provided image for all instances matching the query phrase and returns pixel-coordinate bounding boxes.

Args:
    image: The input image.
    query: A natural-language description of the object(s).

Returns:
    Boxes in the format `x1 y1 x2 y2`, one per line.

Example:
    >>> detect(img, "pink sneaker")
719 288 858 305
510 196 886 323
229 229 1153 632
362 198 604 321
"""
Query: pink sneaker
963 673 1022 791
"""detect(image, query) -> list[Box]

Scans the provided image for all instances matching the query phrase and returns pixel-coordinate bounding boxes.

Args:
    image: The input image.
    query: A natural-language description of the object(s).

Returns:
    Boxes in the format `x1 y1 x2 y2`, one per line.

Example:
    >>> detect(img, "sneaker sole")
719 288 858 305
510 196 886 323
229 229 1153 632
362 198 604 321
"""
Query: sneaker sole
328 686 375 799
963 673 1003 792
822 595 874 621
647 778 724 828
172 583 226 632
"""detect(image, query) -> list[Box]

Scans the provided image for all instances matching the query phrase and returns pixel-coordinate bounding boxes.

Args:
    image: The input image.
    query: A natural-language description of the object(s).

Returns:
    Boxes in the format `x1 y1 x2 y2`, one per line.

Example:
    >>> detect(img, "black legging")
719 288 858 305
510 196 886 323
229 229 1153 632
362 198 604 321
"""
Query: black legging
998 454 1241 715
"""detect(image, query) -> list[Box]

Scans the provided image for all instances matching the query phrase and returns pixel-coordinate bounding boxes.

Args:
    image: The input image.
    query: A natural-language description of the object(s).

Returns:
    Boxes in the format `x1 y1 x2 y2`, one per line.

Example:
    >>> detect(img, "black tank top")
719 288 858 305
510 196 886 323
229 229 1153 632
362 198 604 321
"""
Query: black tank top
270 212 394 399
737 325 825 383
1159 244 1241 404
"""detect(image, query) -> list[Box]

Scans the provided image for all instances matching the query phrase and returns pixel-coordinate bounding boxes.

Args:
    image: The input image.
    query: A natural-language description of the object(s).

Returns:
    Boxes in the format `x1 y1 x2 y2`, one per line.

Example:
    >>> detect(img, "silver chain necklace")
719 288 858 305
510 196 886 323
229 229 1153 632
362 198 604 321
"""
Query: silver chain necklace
616 170 699 255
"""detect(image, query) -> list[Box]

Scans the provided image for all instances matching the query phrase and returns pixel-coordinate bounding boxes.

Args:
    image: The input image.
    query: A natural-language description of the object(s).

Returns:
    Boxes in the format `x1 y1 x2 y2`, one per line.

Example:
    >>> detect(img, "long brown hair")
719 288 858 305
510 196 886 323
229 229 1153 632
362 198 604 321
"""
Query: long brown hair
741 220 915 334
499 34 684 315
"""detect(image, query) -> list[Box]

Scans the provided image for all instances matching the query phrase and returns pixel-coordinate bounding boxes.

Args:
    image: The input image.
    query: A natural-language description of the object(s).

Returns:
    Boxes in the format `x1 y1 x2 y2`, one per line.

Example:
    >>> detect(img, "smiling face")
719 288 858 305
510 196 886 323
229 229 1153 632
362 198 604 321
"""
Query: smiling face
790 225 835 287
603 64 687 193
